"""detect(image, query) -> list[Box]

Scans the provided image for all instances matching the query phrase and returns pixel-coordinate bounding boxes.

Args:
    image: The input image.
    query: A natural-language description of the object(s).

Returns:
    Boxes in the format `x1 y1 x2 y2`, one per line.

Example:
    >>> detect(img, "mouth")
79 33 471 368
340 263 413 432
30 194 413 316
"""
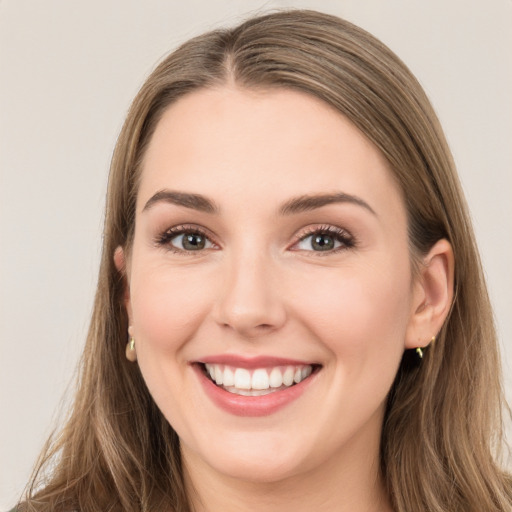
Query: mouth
198 362 321 397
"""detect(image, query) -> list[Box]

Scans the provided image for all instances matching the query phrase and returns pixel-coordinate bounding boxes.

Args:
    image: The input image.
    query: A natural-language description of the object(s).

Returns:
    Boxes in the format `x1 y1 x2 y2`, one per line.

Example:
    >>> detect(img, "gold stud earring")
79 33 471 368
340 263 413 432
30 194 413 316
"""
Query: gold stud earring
126 337 137 362
415 335 436 359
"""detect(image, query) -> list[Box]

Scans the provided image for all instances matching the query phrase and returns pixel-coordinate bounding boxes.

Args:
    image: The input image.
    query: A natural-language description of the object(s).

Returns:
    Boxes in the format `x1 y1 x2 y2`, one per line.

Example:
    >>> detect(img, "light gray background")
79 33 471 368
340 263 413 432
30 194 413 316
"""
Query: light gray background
1 0 511 507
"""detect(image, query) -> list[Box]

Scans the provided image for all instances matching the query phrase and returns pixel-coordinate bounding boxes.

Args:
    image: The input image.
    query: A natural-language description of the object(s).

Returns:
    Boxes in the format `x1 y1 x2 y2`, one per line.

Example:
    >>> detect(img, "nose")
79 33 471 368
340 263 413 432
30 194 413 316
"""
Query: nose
212 251 287 339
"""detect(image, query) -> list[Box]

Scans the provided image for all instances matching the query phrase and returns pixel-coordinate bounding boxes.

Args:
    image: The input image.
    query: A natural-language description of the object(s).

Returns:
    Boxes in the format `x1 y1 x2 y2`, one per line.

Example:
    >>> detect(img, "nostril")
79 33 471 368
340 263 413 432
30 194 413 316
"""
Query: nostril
212 274 288 336
218 320 279 340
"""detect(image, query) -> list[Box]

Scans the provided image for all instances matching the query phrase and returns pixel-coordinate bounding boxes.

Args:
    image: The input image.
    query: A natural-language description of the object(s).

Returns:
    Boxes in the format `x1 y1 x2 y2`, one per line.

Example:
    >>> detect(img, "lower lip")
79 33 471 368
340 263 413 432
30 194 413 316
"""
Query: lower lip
193 364 317 417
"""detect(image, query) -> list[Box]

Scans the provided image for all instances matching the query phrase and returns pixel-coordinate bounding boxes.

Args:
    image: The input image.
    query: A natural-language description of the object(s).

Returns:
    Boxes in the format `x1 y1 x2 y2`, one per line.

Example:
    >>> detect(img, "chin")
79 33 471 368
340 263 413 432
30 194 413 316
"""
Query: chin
211 454 306 484
182 431 313 484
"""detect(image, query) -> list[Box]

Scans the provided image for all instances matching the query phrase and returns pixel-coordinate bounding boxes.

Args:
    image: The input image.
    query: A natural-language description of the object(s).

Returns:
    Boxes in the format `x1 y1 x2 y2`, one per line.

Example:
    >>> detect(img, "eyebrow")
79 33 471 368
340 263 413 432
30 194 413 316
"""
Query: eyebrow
279 192 377 216
142 189 376 217
142 190 219 214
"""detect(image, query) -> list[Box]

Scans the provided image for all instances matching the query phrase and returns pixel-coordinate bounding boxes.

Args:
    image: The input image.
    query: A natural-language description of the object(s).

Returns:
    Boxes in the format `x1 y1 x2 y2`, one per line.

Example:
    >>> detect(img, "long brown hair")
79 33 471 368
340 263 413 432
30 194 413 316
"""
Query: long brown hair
19 9 511 512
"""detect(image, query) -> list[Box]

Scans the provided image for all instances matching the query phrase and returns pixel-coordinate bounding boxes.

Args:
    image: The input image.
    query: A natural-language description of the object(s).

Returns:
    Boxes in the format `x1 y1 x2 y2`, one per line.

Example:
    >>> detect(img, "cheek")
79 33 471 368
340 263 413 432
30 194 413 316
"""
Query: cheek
127 260 218 432
288 260 412 432
129 260 215 355
292 260 412 361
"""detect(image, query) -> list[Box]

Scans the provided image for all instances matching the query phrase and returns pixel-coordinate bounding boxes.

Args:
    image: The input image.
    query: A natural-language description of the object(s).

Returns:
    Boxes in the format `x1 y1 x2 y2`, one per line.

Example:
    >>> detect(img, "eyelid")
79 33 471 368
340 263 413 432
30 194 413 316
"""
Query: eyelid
155 224 220 253
289 224 356 253
154 223 356 255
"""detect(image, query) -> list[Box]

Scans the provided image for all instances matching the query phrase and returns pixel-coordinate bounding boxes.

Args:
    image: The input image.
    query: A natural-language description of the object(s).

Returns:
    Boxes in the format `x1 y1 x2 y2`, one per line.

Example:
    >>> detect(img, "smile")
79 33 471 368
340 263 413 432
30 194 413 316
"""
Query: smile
203 363 314 396
193 355 321 416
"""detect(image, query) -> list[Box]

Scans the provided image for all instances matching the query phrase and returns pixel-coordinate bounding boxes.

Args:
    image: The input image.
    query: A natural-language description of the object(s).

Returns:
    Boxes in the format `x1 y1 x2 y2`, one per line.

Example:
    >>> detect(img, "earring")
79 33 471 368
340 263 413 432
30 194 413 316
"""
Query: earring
126 337 137 362
415 335 436 359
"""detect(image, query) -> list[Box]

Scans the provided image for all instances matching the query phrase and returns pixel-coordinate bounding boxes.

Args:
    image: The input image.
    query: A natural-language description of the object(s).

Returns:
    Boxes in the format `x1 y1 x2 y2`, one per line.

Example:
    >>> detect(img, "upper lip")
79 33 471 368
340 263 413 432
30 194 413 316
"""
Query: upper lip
196 354 319 369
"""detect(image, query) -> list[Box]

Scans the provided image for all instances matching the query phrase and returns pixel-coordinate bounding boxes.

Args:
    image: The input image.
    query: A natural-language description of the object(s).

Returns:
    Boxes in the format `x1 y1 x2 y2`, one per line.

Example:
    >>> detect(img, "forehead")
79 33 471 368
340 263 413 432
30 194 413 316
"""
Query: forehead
137 86 405 222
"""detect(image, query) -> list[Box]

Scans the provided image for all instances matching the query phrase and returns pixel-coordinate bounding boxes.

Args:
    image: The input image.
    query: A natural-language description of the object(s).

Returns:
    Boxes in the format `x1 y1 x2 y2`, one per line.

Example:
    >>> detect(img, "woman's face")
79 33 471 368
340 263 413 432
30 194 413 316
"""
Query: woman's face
119 87 421 483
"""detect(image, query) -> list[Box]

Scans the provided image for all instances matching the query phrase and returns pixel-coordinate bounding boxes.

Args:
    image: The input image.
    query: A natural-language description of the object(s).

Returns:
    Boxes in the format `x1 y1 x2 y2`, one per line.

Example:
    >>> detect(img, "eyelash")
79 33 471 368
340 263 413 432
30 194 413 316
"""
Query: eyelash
292 225 356 255
155 224 356 255
155 225 216 254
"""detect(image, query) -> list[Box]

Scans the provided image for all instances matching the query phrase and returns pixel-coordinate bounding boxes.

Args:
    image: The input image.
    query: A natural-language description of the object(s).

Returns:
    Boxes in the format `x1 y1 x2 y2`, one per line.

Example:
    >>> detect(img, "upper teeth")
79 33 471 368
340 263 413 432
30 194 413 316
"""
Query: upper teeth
204 363 313 392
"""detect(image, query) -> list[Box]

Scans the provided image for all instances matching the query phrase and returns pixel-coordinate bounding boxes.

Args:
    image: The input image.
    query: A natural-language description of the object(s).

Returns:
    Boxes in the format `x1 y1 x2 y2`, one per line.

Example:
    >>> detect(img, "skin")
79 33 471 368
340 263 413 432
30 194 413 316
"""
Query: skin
115 86 454 512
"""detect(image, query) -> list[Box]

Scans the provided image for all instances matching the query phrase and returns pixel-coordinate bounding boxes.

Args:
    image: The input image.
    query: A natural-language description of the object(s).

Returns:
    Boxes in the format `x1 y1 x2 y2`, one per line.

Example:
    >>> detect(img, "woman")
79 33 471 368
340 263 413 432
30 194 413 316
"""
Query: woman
16 9 511 512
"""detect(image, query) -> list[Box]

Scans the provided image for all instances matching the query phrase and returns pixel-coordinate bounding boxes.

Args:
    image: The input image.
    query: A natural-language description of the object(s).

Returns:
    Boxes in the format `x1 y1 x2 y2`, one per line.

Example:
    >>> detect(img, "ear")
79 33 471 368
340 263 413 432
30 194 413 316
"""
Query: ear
405 239 454 350
114 246 133 326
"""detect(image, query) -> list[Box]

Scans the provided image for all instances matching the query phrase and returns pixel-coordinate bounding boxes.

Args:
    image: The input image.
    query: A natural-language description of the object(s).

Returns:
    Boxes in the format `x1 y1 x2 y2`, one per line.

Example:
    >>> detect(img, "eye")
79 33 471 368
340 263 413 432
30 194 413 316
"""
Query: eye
171 232 213 251
293 226 355 253
156 226 216 252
